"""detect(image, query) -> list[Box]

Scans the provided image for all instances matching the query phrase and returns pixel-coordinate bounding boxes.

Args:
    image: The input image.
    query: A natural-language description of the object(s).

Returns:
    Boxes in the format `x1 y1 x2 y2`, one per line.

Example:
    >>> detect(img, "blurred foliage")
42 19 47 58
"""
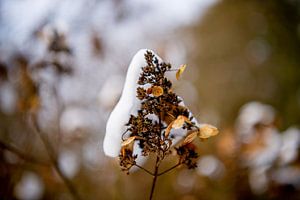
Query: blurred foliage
190 0 300 130
0 0 300 200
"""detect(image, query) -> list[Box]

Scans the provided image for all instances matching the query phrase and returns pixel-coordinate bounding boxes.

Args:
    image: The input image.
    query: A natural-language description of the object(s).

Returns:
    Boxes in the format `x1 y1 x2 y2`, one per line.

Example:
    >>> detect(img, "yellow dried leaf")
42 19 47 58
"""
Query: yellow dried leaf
121 146 126 156
172 115 188 129
183 131 198 145
199 124 219 139
176 64 187 80
152 86 164 97
121 136 136 147
165 115 189 137
164 122 173 138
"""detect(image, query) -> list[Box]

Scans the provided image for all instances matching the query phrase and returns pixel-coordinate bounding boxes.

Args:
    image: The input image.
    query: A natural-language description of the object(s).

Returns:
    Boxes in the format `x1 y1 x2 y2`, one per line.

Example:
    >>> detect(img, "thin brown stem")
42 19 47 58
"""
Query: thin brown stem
158 163 181 176
30 114 82 200
149 156 160 200
134 164 154 176
0 140 48 166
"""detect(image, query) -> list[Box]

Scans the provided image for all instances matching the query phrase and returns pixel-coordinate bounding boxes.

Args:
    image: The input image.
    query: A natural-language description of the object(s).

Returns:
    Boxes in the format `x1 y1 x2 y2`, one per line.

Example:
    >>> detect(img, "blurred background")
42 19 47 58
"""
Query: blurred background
1 0 300 199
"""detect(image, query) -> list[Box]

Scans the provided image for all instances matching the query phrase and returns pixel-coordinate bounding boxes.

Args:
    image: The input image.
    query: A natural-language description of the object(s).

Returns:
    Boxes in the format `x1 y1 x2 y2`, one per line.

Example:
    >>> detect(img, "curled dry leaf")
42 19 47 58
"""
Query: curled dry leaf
183 130 198 145
165 115 188 138
121 136 136 147
172 115 188 129
152 86 164 97
176 64 187 80
121 146 126 157
199 124 219 139
164 122 173 138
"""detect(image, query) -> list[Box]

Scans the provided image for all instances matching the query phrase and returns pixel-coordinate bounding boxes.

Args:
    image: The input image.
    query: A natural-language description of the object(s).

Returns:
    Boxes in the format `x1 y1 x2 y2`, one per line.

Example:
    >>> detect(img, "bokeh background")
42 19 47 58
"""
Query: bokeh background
1 0 300 199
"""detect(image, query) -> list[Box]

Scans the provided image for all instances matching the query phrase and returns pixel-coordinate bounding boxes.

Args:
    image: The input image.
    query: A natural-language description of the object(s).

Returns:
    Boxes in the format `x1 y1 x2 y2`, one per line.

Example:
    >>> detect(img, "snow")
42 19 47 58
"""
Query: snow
103 49 158 157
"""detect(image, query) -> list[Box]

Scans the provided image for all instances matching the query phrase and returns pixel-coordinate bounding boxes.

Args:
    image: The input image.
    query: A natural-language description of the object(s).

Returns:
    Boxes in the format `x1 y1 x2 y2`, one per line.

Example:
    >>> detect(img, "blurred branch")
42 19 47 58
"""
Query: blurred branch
0 140 48 166
134 164 154 176
157 163 181 176
30 114 82 200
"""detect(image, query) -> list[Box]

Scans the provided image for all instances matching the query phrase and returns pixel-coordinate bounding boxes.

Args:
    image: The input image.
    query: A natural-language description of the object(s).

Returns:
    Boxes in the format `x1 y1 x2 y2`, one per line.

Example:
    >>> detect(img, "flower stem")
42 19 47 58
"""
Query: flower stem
149 156 159 200
158 163 181 176
134 164 154 176
30 114 82 200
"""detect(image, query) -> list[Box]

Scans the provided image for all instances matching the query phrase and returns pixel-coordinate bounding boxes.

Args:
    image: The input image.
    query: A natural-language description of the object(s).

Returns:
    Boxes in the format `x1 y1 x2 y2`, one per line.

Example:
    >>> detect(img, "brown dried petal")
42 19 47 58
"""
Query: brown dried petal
164 121 173 138
165 115 188 138
176 64 187 80
199 124 219 139
182 131 198 145
172 115 188 129
121 136 136 147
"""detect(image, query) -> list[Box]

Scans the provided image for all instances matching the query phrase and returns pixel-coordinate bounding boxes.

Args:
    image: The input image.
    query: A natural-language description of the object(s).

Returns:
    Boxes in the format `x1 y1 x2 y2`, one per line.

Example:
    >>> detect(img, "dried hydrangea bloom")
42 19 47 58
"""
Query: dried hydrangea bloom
103 49 218 199
104 48 217 160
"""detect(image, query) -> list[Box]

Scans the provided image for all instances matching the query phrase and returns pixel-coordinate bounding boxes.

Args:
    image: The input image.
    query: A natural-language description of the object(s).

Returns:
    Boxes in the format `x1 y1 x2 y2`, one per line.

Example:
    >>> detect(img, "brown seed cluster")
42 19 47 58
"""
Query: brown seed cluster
119 51 200 173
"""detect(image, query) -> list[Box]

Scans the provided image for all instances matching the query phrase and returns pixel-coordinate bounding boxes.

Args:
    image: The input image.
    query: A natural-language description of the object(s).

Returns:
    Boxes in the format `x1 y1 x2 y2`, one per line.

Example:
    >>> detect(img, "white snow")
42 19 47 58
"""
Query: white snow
103 49 158 157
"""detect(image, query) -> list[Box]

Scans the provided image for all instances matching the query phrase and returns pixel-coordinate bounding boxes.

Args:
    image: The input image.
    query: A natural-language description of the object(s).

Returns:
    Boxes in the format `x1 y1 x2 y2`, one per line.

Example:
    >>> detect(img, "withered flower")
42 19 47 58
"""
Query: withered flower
104 49 218 200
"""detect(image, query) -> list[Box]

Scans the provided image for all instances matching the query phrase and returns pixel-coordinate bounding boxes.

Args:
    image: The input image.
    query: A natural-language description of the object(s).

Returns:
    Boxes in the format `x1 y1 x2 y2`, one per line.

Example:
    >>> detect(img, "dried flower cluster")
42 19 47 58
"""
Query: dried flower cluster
119 51 218 175
117 50 218 199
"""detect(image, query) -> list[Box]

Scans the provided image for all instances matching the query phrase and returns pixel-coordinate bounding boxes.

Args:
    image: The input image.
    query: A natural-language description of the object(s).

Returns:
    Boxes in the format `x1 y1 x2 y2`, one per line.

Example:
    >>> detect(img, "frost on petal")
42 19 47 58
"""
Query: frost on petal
103 49 163 157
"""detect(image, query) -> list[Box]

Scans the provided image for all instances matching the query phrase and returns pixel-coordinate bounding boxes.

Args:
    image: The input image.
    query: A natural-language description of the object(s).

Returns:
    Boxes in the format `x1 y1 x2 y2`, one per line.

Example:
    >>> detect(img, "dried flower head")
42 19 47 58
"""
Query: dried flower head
104 49 219 199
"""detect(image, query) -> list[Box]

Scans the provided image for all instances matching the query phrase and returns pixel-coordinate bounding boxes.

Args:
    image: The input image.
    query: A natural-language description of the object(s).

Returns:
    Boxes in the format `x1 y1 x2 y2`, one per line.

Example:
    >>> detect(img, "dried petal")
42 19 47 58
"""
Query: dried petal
199 124 219 139
152 86 164 97
164 122 174 138
176 64 187 80
172 115 188 129
146 87 152 94
183 131 198 145
121 136 136 147
165 115 189 137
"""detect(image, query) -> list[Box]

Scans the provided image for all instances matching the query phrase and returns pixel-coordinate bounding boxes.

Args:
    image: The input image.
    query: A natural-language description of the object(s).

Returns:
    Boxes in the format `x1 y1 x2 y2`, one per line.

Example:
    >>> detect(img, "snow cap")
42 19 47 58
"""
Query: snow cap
103 49 160 157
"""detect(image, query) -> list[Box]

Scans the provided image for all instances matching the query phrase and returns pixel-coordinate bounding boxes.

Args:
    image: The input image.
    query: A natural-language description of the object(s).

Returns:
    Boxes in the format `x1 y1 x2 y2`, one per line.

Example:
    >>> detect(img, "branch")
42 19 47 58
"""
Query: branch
30 114 82 200
149 156 159 200
0 140 48 166
157 163 181 176
134 164 154 176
